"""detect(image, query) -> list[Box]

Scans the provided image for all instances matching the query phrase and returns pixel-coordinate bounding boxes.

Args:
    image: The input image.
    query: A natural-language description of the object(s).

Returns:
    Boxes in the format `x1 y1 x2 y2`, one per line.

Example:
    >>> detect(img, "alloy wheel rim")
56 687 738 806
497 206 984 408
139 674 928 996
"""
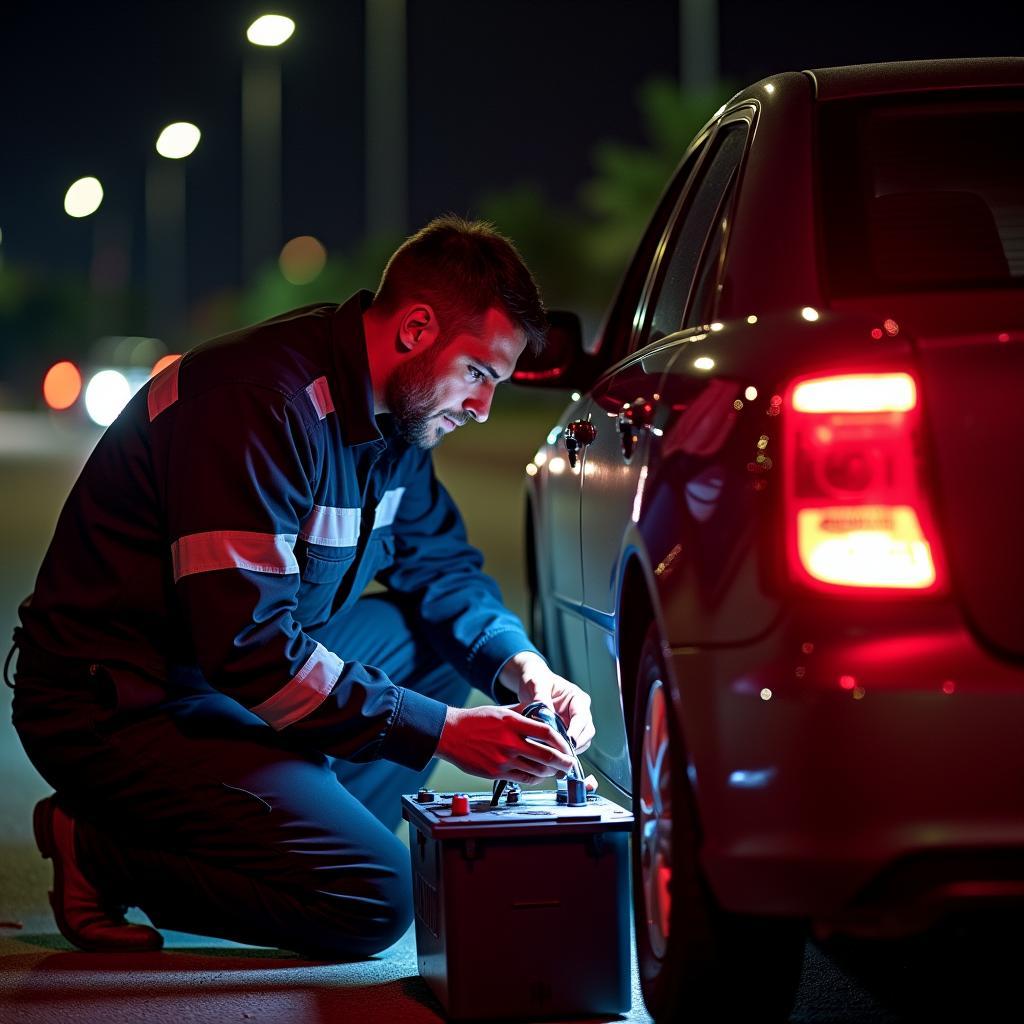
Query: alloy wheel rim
639 678 672 959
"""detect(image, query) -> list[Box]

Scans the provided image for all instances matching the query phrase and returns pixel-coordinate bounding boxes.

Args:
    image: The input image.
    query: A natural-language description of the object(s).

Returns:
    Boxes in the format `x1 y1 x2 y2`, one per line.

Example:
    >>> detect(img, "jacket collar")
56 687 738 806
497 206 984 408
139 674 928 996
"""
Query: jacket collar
330 290 390 447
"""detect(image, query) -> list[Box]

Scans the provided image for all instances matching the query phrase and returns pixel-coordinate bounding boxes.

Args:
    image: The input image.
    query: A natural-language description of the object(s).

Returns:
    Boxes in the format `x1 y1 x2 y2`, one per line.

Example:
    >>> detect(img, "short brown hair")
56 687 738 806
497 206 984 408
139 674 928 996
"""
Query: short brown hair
373 215 547 354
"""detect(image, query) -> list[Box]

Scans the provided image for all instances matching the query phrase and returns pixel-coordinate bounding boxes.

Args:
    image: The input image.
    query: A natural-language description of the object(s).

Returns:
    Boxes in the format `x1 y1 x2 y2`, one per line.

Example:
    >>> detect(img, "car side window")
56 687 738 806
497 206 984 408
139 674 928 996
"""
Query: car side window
686 129 749 327
641 125 749 346
598 138 710 367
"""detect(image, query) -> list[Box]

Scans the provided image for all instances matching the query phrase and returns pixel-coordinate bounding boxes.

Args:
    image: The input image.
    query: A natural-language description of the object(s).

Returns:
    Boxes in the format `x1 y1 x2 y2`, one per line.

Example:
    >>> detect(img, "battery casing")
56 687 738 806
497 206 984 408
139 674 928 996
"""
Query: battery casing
402 791 633 1020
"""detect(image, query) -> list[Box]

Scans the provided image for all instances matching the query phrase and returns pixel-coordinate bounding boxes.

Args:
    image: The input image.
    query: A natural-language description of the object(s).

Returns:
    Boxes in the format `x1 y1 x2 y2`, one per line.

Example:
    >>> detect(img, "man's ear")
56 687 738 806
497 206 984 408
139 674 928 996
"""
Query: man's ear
397 304 440 352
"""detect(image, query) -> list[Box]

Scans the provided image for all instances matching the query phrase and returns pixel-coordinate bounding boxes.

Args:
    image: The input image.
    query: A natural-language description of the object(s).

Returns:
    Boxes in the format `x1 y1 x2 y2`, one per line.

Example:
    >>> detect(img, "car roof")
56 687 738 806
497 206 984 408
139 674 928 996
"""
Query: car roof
725 57 1023 108
805 57 1024 101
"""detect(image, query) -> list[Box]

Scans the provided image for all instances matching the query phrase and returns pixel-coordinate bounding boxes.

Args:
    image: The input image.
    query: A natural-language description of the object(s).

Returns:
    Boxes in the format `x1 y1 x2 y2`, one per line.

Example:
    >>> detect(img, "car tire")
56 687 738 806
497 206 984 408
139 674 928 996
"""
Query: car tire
632 624 805 1022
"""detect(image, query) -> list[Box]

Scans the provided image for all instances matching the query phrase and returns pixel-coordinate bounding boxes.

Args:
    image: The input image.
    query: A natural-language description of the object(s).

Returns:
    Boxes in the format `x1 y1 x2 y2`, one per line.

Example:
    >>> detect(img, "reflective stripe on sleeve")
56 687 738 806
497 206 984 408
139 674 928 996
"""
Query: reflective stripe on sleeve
306 376 335 420
171 531 299 582
300 505 360 547
374 487 406 528
148 358 182 421
250 642 344 730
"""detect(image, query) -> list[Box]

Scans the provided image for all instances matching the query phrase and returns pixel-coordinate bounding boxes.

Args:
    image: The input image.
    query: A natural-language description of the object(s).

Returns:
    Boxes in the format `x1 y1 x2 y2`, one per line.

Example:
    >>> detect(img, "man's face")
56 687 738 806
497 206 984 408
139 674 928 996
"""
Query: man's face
387 307 527 449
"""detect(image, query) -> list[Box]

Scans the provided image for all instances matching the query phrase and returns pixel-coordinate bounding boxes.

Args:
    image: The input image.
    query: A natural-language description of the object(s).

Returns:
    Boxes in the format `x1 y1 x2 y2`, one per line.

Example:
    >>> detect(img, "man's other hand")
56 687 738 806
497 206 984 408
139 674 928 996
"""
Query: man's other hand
435 705 577 783
499 652 596 754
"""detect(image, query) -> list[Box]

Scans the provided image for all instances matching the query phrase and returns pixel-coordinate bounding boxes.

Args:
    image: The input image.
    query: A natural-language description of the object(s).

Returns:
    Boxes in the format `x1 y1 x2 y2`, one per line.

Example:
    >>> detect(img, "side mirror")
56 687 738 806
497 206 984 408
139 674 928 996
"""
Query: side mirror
512 310 596 390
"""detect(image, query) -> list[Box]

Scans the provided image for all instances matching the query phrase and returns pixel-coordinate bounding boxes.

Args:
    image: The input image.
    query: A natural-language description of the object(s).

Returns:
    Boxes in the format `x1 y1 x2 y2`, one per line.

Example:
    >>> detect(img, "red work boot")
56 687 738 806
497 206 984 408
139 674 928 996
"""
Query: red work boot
33 795 163 952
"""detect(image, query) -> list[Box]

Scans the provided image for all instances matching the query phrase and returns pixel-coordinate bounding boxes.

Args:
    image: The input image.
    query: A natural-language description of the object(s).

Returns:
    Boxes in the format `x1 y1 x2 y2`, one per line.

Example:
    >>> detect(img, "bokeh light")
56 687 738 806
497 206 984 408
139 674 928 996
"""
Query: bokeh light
64 177 104 218
84 370 132 426
279 235 327 285
247 14 296 46
42 361 83 410
156 122 201 160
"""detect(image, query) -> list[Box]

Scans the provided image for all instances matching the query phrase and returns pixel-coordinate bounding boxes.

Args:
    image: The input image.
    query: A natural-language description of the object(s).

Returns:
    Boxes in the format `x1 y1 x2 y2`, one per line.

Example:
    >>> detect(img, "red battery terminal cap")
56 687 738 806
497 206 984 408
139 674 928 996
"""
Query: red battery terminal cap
450 793 470 816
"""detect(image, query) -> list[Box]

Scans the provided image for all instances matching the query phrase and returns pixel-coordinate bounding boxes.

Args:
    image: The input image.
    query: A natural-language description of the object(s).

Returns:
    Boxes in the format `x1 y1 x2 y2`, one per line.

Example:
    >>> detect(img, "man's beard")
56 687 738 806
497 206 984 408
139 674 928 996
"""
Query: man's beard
386 345 468 449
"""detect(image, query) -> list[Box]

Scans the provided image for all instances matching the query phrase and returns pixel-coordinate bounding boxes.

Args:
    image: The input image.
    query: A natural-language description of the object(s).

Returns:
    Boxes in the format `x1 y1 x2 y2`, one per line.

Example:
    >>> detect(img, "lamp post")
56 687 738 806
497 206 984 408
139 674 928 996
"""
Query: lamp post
64 176 105 278
365 0 407 240
242 13 295 283
146 122 201 339
64 176 109 334
679 0 719 91
64 175 130 316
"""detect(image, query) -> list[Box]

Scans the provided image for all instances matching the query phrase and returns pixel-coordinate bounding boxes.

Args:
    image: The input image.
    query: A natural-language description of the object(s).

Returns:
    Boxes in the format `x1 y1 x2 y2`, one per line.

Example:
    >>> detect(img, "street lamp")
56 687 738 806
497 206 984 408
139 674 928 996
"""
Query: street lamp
64 176 117 329
64 176 104 218
155 122 202 160
147 122 201 338
242 13 294 281
246 14 295 47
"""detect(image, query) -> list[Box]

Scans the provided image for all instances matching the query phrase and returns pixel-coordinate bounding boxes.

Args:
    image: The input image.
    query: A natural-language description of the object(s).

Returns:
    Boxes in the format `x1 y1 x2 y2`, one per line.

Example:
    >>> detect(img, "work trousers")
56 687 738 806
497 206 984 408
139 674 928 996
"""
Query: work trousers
12 594 471 959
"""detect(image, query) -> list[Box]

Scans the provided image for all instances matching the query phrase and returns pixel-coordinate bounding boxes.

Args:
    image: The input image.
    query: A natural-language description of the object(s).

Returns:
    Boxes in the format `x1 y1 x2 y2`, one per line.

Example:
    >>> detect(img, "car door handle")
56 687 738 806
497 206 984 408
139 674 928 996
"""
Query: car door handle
617 398 654 461
563 419 597 469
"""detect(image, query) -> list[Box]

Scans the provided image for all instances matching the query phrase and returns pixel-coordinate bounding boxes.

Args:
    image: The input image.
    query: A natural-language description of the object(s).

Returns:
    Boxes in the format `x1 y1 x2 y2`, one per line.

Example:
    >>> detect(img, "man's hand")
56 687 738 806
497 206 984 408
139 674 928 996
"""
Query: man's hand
498 651 596 754
435 705 577 783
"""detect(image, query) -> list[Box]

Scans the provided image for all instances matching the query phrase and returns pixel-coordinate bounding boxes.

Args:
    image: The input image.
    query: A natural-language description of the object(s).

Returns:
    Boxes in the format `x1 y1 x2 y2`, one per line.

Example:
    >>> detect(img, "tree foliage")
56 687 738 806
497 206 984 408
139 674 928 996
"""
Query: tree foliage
479 77 735 322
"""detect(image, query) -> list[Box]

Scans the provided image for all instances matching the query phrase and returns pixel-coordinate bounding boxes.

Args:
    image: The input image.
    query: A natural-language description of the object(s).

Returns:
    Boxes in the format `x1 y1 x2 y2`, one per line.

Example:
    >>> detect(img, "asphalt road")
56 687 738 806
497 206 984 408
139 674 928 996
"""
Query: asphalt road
0 399 1017 1022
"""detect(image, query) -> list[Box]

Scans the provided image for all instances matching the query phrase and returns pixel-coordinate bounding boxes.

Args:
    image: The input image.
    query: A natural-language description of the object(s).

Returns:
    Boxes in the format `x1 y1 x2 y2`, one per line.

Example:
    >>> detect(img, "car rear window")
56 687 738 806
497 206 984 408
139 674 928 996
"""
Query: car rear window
818 90 1024 296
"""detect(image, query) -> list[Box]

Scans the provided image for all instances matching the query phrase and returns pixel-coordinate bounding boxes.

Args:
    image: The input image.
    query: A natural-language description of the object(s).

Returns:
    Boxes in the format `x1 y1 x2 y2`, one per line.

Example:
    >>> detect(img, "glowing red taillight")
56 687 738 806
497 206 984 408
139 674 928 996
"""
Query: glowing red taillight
783 372 945 593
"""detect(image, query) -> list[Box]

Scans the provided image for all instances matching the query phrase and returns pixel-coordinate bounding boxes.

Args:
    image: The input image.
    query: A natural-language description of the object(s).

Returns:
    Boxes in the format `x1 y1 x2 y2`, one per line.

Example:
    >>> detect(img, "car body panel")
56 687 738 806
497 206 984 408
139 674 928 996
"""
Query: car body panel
576 341 683 787
523 57 1024 931
671 605 1024 919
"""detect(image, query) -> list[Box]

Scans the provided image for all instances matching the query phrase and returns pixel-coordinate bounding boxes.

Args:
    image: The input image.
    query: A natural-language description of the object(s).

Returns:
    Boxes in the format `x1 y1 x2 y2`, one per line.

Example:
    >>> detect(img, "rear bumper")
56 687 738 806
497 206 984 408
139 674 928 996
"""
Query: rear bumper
666 605 1024 927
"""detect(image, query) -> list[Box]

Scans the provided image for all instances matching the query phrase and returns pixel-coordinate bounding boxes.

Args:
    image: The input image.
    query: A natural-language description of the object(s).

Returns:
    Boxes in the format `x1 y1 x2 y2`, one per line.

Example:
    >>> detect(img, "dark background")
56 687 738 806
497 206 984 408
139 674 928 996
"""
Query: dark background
0 10 1022 1017
0 0 1021 391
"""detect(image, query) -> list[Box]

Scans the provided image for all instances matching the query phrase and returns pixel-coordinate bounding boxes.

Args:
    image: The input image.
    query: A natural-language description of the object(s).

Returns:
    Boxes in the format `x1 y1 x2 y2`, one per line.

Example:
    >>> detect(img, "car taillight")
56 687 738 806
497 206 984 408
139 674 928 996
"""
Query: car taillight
783 372 945 593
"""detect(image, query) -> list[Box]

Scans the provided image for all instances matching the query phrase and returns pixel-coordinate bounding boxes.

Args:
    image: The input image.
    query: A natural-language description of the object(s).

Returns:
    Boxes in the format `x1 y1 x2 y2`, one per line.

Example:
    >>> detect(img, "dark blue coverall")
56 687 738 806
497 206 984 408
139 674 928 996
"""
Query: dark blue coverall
10 291 538 957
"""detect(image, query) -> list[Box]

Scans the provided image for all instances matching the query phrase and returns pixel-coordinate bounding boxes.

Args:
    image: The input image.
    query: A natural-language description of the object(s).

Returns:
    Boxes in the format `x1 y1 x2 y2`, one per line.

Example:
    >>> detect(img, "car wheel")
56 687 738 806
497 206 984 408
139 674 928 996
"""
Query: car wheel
632 624 805 1022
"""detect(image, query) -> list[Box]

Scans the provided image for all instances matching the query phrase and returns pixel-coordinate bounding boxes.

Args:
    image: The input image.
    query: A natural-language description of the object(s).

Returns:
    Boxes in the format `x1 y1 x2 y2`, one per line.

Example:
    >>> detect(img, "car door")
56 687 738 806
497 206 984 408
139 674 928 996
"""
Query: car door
576 120 751 790
539 134 715 690
537 395 590 687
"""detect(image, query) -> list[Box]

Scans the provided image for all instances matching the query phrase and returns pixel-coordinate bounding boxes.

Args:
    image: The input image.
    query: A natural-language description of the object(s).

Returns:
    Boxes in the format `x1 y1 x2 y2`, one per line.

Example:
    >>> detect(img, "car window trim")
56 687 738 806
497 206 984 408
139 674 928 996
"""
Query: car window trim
623 127 717 358
683 107 756 327
636 110 755 349
587 326 708 399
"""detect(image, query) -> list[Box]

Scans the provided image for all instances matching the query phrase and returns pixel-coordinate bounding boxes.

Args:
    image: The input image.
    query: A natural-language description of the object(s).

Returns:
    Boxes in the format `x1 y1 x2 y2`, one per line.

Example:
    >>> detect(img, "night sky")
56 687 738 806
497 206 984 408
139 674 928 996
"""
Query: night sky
2 0 1021 309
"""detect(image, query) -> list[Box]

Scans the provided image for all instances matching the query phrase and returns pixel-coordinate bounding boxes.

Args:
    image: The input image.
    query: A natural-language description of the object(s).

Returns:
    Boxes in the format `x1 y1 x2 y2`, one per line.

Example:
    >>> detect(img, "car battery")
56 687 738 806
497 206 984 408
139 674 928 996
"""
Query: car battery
402 789 633 1020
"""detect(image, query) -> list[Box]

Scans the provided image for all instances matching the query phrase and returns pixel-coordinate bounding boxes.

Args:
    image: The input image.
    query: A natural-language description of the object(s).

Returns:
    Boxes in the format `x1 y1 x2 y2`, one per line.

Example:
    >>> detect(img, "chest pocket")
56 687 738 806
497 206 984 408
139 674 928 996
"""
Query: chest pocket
300 546 355 584
296 543 354 627
295 503 361 626
294 490 404 624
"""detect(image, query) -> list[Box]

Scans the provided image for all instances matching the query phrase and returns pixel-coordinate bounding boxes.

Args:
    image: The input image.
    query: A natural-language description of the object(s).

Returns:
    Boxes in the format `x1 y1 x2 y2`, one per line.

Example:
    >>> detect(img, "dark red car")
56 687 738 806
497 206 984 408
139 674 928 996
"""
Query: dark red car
515 57 1024 1021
